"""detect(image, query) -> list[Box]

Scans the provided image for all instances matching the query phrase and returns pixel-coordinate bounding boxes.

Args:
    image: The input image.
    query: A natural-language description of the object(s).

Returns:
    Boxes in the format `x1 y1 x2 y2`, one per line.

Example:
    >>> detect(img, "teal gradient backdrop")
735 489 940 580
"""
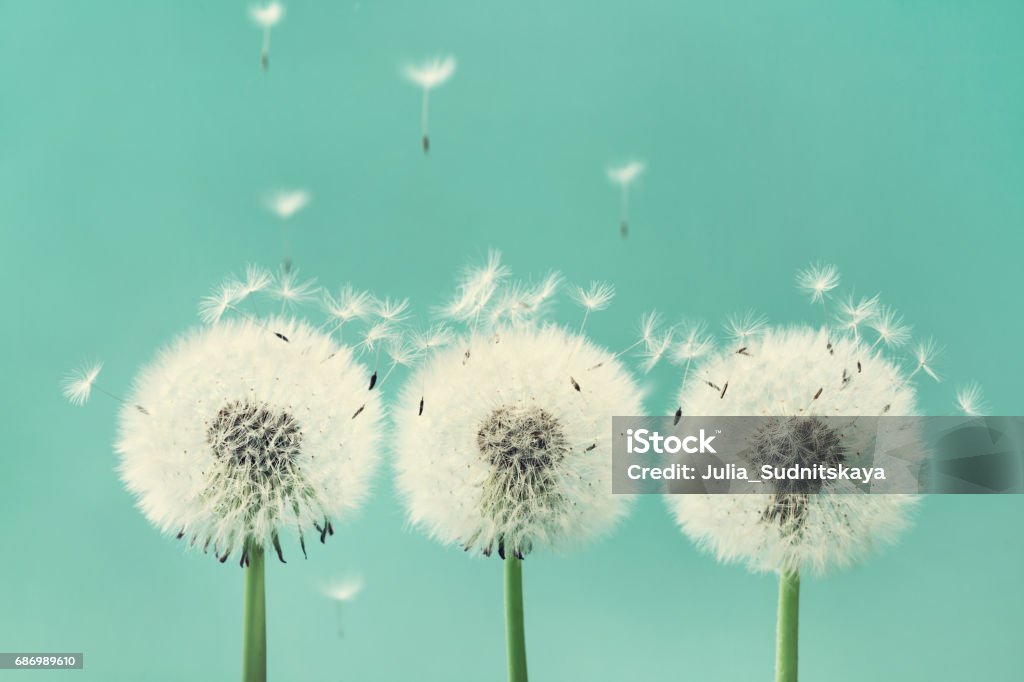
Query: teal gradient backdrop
2 1 1022 680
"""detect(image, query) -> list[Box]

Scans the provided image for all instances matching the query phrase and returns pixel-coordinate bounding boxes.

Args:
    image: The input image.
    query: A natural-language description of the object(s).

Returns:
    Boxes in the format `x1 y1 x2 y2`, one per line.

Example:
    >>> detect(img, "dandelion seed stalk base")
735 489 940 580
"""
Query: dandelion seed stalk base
242 545 267 682
775 570 799 682
504 557 529 682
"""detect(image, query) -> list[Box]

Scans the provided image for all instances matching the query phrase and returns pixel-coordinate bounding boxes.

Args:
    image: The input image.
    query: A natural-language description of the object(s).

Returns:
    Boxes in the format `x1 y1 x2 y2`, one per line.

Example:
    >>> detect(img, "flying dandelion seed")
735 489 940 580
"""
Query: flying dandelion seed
795 263 840 304
62 362 104 406
249 2 284 71
572 281 615 332
909 338 942 382
263 189 309 271
325 576 364 603
325 576 364 638
403 55 456 153
395 254 643 682
835 293 880 340
270 270 319 312
955 383 987 416
724 311 768 348
868 306 912 349
607 160 645 237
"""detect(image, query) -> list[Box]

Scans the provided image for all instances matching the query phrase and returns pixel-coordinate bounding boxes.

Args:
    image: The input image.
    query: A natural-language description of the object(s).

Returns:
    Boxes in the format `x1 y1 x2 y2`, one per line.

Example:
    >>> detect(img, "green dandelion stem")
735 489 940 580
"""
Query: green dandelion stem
775 569 800 682
504 557 529 682
242 545 267 682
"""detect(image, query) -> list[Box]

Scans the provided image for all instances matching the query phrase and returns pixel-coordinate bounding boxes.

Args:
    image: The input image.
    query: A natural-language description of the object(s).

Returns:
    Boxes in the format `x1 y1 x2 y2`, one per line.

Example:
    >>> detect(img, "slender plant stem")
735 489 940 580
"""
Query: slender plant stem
775 570 800 682
242 545 267 682
504 557 529 682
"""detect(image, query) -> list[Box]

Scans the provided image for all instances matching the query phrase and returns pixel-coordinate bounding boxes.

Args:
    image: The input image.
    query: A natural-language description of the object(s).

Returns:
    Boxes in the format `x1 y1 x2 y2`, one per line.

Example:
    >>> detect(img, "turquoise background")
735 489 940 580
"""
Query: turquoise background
2 1 1022 680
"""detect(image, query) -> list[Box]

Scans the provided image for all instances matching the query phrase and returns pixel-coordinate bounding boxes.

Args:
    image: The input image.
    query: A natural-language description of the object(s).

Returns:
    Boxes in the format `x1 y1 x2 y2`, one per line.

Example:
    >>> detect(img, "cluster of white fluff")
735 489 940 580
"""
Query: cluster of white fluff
74 265 417 566
393 252 644 559
666 264 977 576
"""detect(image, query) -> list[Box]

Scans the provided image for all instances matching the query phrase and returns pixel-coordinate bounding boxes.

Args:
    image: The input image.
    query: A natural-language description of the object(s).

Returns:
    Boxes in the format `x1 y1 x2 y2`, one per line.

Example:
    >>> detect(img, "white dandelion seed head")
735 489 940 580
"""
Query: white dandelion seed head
266 189 310 219
869 306 912 348
404 55 456 90
118 317 383 563
607 160 645 187
249 2 284 28
395 325 644 558
572 281 615 313
795 263 840 304
324 576 364 602
670 326 920 576
955 383 987 416
62 362 103 406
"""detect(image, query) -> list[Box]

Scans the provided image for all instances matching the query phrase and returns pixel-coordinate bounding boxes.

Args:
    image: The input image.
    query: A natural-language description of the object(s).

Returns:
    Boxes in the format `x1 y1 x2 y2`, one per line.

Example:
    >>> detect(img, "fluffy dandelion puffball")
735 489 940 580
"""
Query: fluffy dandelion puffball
670 326 920 575
118 316 383 564
396 326 642 559
394 253 643 559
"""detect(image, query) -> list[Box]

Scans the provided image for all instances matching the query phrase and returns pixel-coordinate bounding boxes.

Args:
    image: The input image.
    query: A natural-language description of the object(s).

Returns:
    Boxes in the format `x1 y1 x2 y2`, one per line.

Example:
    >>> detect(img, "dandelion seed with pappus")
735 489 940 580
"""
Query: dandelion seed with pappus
607 160 645 237
404 56 456 153
394 252 643 682
263 189 310 271
249 2 284 71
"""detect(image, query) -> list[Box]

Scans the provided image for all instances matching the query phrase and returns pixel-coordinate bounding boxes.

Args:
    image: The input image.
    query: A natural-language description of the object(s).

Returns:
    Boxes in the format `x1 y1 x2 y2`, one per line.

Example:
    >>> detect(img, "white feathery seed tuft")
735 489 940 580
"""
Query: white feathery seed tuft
869 306 912 348
836 293 880 338
606 161 645 187
62 362 104 406
249 2 284 28
324 576 364 602
404 56 456 90
796 263 840 303
910 338 942 382
724 311 768 346
271 271 319 308
404 55 456 152
955 383 987 416
671 322 714 365
323 286 375 326
267 190 310 219
572 281 615 312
